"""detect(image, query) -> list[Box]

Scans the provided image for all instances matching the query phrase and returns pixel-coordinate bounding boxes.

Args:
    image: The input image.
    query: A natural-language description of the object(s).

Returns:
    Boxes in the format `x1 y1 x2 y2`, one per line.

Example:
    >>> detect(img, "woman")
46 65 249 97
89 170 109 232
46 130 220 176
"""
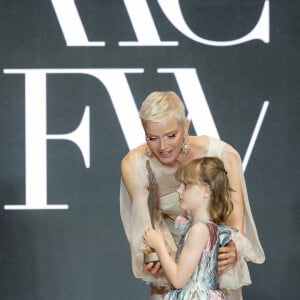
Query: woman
120 91 265 299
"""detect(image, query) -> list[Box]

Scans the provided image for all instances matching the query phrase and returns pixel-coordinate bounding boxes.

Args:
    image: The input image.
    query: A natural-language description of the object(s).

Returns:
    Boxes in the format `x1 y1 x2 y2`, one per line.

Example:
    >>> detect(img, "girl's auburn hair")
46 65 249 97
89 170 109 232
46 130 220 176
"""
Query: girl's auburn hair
175 157 234 224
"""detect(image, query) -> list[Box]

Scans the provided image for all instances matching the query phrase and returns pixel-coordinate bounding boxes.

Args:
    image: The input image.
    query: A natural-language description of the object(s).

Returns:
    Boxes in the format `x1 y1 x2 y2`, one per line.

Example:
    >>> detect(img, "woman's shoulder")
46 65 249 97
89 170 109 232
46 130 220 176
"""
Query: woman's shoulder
120 144 151 185
121 143 147 167
191 135 240 160
189 135 226 158
188 135 209 154
190 135 228 149
122 143 147 160
191 134 233 147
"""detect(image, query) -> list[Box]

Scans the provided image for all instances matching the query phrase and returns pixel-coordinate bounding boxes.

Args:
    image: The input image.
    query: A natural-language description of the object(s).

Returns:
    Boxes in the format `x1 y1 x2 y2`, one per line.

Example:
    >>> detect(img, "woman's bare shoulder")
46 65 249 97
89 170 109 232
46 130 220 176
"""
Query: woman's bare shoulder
188 135 209 156
190 135 209 146
121 143 147 169
120 144 149 192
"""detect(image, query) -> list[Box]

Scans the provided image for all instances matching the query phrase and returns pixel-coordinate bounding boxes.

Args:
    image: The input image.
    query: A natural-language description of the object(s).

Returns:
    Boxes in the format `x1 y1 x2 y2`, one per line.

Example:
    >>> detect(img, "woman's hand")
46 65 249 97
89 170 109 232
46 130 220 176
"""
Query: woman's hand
143 249 162 274
218 240 237 273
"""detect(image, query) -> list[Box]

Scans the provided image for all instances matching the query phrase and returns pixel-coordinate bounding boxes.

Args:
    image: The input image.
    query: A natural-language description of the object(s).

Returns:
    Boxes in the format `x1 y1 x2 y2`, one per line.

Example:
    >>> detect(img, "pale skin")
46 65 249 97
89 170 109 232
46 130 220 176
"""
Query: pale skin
144 181 214 289
120 117 244 276
144 224 209 289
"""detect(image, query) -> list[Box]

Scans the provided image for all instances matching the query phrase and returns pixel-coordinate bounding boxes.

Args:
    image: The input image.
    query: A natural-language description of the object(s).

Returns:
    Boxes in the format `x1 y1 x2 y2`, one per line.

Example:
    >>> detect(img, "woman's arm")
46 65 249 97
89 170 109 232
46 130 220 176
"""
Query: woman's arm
144 224 209 289
120 151 172 287
120 152 153 275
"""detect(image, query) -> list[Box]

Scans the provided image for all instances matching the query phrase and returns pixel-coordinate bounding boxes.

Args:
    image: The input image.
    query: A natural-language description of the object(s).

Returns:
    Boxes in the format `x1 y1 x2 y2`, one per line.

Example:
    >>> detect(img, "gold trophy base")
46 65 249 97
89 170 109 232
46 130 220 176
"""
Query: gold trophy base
144 252 160 263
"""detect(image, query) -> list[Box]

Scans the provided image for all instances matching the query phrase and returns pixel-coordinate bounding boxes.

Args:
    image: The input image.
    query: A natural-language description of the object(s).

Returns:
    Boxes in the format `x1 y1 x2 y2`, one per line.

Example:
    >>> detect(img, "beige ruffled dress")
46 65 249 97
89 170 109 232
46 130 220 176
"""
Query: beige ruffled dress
120 136 265 299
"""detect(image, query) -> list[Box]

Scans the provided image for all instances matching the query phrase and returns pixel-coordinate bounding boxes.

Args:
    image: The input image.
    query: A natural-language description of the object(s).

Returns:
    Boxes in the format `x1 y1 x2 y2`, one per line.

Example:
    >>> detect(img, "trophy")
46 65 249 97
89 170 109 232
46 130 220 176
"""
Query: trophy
143 160 160 263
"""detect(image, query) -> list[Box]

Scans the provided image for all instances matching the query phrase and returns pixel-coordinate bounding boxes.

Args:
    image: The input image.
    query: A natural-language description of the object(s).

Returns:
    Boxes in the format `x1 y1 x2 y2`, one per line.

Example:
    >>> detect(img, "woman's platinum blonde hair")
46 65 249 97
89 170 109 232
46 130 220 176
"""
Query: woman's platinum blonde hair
139 91 186 125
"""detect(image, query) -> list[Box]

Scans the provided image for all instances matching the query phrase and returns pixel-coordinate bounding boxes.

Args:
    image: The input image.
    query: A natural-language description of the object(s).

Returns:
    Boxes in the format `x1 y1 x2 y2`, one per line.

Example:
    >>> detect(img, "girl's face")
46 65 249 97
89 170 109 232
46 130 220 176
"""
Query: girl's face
144 118 188 167
177 182 207 212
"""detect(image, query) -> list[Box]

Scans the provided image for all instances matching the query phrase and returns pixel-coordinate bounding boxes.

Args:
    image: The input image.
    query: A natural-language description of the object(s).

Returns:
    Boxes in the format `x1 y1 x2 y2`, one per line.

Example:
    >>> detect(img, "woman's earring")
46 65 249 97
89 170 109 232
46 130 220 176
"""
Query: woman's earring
182 136 190 154
146 146 152 156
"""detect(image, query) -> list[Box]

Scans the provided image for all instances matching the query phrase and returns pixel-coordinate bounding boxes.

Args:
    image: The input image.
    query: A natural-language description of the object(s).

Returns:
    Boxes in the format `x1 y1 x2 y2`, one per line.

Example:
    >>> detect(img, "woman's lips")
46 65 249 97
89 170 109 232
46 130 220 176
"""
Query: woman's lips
158 150 172 158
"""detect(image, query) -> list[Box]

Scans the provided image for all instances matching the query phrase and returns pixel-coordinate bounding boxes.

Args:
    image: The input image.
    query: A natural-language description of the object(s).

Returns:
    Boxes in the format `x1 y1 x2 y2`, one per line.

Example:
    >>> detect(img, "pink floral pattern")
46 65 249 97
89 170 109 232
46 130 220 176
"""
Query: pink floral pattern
165 217 237 300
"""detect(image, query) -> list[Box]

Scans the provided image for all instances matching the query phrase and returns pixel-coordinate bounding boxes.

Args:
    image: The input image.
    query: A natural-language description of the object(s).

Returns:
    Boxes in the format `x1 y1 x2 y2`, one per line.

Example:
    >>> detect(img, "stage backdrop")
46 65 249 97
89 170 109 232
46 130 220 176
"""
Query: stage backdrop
0 1 299 299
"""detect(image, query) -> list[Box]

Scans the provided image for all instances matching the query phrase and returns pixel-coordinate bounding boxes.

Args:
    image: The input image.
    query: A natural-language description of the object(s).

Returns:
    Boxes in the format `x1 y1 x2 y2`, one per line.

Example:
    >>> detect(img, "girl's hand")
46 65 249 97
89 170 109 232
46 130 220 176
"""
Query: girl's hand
143 228 164 250
217 240 237 273
143 232 163 274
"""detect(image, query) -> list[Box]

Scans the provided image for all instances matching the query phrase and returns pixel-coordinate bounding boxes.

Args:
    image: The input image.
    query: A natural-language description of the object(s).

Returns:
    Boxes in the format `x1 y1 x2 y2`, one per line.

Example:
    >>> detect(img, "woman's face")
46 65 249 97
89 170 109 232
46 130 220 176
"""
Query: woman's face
144 118 188 167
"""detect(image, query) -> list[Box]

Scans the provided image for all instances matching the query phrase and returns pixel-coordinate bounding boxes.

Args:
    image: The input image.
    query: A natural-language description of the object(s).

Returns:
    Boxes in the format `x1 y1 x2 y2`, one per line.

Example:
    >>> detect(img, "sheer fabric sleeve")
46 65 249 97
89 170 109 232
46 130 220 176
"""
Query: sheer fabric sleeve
217 143 265 291
220 144 265 263
218 232 258 291
120 152 171 288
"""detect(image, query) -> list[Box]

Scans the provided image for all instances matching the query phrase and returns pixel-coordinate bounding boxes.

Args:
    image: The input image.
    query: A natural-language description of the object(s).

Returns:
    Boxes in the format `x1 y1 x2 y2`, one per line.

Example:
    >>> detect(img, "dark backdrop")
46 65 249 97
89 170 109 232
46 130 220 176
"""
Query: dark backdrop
0 1 299 299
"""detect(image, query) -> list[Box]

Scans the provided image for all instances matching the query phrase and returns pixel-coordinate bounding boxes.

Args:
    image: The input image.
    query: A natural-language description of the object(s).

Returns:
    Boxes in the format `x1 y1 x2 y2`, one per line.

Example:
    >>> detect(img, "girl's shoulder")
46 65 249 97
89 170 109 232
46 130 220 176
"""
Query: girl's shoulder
217 223 238 247
184 222 210 248
188 221 210 239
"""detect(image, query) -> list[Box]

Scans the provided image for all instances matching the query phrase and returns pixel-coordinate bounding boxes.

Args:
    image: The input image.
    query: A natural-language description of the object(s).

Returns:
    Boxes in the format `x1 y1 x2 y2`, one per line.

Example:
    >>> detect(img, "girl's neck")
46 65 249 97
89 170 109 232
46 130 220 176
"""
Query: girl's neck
191 210 211 224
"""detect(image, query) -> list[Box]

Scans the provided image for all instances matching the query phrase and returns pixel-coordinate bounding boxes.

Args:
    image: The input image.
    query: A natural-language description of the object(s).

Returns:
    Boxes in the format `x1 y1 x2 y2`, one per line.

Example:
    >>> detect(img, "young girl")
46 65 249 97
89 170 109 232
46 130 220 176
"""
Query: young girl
143 157 238 299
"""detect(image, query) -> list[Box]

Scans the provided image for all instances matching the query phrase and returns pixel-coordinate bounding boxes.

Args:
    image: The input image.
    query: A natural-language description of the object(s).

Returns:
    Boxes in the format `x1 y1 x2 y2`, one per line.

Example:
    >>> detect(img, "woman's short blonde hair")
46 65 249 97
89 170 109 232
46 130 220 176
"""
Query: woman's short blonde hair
139 91 186 125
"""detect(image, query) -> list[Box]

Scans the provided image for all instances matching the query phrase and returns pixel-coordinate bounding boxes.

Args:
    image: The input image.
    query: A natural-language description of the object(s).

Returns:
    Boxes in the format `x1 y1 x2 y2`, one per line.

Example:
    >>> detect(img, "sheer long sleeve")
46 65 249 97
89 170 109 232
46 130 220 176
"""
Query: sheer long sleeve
210 138 265 295
120 152 173 288
218 232 257 291
208 137 265 263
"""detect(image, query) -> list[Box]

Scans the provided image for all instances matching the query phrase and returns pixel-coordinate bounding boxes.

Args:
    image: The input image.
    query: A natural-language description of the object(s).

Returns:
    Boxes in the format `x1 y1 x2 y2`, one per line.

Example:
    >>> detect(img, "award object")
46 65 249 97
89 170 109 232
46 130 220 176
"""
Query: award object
144 160 160 263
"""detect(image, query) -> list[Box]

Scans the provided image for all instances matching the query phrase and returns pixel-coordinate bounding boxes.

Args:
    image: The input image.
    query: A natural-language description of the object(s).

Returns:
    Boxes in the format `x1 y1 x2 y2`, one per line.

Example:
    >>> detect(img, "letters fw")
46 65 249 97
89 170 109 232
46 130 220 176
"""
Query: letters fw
3 1 270 209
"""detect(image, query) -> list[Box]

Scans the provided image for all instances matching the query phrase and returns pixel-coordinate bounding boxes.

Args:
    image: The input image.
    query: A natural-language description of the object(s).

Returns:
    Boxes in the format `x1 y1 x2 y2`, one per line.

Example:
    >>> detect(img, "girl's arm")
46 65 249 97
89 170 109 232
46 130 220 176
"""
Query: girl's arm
144 223 209 289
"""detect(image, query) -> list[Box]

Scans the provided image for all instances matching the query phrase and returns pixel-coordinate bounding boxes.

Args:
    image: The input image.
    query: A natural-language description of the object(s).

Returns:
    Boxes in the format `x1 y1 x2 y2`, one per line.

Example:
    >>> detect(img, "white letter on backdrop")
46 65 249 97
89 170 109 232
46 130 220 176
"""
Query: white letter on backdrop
3 69 91 209
3 68 146 209
157 0 269 46
158 68 219 138
119 0 178 46
51 0 105 46
158 68 269 170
